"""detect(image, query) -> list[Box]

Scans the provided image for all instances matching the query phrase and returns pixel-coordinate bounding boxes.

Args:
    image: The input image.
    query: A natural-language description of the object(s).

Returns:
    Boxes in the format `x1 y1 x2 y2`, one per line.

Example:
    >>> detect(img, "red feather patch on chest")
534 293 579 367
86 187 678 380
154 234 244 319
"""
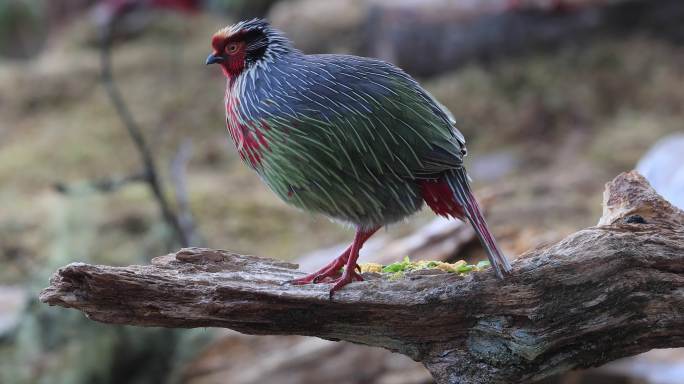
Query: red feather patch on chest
419 179 464 219
226 95 270 167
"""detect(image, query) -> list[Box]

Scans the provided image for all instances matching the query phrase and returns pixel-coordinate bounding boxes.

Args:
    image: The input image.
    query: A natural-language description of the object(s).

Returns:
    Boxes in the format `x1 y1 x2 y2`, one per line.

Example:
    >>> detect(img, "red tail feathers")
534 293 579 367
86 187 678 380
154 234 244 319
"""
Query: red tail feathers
419 179 464 219
420 169 512 279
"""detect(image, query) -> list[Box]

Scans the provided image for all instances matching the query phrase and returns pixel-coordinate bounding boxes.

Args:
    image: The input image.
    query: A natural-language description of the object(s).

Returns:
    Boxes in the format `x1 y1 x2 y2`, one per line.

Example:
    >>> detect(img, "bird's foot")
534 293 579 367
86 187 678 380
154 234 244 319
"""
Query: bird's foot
288 250 349 285
329 269 364 298
288 268 342 285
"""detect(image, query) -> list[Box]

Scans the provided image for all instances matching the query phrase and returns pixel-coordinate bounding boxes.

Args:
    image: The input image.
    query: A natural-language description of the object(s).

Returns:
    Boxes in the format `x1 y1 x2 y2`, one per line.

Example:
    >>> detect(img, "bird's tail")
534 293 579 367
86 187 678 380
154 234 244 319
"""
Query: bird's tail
445 168 512 279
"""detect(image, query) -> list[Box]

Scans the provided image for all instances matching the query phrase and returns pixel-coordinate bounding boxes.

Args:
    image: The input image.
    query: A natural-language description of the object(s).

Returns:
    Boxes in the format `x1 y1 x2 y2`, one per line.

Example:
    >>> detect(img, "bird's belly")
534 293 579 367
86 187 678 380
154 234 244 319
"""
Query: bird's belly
260 163 425 228
224 103 424 227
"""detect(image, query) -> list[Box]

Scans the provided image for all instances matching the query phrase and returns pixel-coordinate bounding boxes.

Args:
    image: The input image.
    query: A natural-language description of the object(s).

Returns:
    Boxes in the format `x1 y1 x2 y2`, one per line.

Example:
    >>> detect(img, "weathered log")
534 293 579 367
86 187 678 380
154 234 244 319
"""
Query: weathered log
182 209 482 384
180 205 480 384
40 171 684 384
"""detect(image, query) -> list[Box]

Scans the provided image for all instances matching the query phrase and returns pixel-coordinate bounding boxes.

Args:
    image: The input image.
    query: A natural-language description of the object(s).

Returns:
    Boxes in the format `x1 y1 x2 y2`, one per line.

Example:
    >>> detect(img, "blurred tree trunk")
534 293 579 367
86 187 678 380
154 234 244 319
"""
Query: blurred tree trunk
270 0 684 77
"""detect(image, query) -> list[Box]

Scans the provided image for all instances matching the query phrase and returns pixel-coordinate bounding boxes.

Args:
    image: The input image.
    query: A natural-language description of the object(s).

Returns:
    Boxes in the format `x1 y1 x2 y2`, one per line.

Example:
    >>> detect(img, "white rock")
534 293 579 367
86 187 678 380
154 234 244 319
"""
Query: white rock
636 134 684 209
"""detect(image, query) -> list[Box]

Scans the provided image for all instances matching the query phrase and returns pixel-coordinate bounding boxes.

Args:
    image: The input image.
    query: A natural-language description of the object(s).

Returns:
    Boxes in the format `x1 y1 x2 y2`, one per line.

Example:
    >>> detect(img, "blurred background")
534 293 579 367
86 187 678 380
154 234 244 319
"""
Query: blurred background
1 0 683 383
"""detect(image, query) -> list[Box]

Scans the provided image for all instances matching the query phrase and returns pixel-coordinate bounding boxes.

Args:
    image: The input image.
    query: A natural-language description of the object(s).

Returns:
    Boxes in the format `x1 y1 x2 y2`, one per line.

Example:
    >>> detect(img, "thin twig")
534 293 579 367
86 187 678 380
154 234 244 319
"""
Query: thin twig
98 18 189 247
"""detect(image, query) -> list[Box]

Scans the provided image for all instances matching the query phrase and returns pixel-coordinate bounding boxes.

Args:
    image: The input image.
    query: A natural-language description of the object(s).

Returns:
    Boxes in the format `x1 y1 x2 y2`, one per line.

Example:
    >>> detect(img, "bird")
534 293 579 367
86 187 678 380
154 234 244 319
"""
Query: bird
206 19 512 296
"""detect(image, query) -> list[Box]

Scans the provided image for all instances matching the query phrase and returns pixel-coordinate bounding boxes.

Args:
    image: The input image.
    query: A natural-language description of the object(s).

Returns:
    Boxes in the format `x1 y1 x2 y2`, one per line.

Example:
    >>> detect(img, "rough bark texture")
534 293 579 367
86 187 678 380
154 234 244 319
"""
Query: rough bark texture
40 171 684 384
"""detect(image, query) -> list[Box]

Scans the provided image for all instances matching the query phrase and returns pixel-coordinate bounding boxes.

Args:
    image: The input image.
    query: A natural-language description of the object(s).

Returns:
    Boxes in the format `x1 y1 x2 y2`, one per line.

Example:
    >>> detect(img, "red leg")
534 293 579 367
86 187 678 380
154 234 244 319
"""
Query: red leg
329 226 380 297
290 227 379 288
289 245 351 285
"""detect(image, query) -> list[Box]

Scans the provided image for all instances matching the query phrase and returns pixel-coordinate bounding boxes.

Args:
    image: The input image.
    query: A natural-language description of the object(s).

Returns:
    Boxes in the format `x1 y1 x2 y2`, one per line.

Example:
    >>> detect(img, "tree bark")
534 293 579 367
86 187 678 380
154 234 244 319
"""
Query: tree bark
40 171 684 384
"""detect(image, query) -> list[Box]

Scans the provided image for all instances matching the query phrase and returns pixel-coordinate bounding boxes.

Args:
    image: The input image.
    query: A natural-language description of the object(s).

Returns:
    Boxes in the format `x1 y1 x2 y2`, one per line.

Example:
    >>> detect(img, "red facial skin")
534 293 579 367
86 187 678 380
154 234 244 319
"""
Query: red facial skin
211 35 247 80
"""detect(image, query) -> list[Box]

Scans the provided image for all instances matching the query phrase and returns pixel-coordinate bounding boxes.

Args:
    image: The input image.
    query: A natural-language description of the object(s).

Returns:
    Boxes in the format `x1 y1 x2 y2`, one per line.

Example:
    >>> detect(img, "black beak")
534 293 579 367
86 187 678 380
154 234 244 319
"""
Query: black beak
205 53 224 65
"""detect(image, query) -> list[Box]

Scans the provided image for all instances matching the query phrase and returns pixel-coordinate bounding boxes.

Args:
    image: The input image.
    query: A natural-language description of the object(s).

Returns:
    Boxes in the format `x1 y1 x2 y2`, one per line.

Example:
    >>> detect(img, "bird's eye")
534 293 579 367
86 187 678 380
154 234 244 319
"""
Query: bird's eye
226 43 239 54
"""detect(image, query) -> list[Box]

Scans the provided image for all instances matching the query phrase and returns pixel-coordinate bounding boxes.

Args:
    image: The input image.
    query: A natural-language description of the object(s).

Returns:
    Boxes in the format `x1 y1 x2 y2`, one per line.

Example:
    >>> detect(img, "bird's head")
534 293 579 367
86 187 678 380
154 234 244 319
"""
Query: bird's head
206 19 294 79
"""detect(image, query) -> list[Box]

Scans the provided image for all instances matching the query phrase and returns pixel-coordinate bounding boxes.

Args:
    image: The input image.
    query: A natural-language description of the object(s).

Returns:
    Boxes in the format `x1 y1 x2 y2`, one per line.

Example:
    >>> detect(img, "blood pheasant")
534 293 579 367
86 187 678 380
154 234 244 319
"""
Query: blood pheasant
206 19 512 296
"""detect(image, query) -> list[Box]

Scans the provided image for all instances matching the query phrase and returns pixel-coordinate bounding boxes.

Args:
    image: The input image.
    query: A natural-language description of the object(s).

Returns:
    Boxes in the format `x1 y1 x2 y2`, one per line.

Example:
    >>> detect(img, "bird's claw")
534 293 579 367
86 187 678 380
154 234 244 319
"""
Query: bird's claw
328 269 364 299
288 275 318 285
287 263 363 298
288 269 342 286
312 274 325 284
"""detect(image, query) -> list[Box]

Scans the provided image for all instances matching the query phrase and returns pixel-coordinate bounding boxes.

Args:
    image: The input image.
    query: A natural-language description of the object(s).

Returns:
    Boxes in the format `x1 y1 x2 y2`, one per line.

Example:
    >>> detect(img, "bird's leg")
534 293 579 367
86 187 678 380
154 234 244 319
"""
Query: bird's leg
288 246 351 285
329 226 380 297
289 227 379 286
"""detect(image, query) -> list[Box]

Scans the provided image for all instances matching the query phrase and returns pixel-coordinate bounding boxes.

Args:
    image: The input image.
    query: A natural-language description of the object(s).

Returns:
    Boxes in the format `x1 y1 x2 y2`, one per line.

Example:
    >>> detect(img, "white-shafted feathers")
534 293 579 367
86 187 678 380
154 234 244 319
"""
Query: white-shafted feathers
223 49 468 228
217 20 468 228
213 19 509 279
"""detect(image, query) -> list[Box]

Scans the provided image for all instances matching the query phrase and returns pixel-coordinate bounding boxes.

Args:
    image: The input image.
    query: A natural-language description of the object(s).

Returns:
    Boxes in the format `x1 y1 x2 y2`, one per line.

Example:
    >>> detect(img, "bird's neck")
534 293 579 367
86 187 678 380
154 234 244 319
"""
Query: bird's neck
221 66 245 85
224 73 246 97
